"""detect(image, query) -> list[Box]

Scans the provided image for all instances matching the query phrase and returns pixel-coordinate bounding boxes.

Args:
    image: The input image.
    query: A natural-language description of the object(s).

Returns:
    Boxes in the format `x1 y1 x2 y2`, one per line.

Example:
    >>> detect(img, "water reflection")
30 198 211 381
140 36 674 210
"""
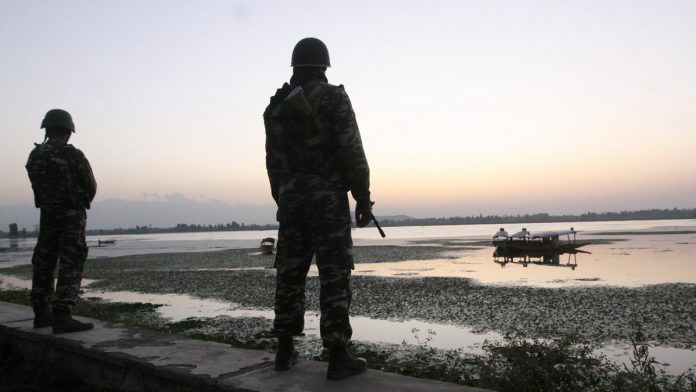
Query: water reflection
493 248 588 270
82 286 501 352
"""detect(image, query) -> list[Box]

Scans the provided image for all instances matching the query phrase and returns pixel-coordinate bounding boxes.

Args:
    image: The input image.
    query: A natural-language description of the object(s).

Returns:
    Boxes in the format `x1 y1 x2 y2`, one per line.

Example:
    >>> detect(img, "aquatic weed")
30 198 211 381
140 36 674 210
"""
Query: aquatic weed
0 289 31 306
474 326 696 392
612 321 696 392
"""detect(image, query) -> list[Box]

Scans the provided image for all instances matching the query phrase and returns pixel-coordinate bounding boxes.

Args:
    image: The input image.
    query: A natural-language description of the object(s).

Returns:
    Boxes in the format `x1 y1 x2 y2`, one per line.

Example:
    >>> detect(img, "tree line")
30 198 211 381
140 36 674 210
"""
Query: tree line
2 208 694 238
85 222 278 236
377 208 696 227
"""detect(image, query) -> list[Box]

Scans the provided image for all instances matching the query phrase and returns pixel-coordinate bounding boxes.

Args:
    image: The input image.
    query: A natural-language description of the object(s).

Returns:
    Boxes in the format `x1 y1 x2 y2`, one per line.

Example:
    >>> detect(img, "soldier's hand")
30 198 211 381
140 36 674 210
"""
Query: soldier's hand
355 200 373 228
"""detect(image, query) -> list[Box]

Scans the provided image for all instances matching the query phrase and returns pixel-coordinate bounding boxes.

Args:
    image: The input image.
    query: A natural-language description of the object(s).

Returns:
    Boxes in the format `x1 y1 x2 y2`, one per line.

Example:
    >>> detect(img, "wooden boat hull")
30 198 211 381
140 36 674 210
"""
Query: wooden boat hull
260 245 274 255
493 239 591 256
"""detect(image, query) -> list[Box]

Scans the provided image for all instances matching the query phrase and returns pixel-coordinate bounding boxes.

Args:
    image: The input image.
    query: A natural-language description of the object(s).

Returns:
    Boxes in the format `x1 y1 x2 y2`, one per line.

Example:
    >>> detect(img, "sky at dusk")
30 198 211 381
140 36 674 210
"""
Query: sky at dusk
1 0 695 228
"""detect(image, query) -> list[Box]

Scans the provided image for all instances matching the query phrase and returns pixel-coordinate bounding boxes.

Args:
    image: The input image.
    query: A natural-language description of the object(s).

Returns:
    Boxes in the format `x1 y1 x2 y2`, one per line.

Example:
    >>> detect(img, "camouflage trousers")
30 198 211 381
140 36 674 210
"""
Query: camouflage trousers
31 208 88 312
274 189 354 348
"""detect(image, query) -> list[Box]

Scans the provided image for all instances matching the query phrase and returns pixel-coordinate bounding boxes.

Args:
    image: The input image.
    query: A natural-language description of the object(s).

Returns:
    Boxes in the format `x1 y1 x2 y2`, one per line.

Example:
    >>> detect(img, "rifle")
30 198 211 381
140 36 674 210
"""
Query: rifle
283 86 327 147
372 217 386 238
370 201 386 238
285 86 386 239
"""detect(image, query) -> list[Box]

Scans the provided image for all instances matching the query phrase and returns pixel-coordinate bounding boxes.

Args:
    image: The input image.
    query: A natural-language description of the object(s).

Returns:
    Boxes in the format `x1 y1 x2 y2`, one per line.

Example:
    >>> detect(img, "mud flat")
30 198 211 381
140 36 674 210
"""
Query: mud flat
85 273 695 347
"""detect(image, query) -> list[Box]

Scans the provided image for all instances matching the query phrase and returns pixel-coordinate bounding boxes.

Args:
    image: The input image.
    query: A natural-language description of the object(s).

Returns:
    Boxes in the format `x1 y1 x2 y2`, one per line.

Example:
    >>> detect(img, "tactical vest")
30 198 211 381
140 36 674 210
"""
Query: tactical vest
266 82 339 177
26 144 83 209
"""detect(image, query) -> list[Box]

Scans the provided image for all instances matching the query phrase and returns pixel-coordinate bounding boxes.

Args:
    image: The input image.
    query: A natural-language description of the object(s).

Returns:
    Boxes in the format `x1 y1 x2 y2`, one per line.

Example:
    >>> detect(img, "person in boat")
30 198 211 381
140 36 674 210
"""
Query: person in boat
493 228 508 239
520 228 531 242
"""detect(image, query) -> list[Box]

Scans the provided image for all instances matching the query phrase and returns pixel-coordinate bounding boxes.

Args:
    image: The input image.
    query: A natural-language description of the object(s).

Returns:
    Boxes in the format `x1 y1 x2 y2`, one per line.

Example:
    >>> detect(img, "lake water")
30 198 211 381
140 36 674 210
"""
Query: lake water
353 232 696 287
1 219 695 372
3 218 695 287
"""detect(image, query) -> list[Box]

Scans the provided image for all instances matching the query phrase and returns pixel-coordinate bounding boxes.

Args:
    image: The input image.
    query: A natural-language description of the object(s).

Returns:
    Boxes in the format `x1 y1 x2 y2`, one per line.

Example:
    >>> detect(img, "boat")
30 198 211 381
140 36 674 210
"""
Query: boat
492 227 591 253
97 239 116 246
492 227 590 270
260 237 276 255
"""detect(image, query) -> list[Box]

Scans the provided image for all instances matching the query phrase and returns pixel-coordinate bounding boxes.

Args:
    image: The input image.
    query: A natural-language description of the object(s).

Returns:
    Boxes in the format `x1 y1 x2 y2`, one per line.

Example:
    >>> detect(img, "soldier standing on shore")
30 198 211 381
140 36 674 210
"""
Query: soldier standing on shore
26 109 97 334
264 38 375 380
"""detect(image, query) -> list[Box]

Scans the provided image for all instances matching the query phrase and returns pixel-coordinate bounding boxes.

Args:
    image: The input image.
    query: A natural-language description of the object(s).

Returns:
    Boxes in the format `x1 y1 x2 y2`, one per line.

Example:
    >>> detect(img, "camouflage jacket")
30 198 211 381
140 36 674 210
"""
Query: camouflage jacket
264 79 370 204
26 141 97 209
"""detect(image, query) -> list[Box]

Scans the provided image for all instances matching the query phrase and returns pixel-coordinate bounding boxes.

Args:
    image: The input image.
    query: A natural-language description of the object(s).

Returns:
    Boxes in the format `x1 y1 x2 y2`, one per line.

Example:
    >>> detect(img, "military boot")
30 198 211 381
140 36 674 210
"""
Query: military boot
33 306 53 328
274 335 299 371
327 346 367 380
52 309 93 334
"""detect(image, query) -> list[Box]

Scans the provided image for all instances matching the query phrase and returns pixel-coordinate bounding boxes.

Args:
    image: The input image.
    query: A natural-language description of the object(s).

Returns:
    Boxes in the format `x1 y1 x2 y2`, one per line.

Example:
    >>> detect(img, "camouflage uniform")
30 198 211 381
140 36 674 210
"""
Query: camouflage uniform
26 140 96 312
264 77 370 348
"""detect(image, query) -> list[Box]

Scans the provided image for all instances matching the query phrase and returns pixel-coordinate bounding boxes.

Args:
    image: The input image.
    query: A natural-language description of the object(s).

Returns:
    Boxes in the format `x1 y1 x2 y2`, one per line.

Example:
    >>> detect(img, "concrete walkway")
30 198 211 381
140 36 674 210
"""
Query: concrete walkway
0 302 491 392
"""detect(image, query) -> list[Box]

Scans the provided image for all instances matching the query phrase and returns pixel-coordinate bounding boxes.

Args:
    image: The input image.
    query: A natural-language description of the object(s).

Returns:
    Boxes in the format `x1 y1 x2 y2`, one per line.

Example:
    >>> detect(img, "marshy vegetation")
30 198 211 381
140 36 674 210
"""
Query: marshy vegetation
1 288 694 391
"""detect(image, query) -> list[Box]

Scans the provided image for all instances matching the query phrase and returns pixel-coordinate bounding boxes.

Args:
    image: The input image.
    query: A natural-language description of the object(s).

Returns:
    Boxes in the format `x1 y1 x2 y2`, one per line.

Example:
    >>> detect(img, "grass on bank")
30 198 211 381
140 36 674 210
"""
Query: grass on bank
1 289 694 392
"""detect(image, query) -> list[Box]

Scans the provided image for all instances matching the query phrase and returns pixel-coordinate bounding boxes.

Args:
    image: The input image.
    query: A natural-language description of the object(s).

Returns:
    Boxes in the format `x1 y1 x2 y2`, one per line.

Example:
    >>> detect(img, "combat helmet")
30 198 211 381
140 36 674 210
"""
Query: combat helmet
291 38 330 67
41 109 75 133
